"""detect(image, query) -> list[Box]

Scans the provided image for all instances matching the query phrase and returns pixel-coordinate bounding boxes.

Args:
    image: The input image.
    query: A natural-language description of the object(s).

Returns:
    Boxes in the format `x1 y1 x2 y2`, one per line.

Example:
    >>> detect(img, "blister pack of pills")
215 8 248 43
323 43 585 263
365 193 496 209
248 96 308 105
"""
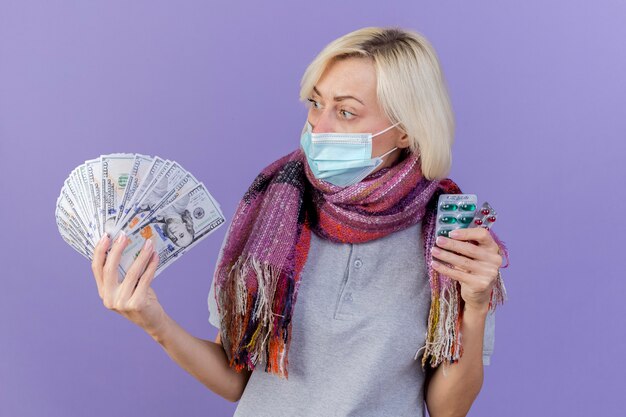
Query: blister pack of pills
435 194 498 238
468 201 498 230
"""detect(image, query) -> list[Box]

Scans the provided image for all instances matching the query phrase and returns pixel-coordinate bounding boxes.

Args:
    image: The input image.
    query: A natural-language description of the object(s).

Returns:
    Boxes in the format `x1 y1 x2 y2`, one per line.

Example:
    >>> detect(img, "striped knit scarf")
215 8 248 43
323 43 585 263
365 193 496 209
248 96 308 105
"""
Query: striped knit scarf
213 147 509 379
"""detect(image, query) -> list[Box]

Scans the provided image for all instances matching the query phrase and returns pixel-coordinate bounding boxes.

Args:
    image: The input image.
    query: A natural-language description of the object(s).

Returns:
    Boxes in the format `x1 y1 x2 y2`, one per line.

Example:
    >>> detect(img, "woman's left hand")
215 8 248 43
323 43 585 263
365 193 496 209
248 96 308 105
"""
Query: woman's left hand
430 227 503 312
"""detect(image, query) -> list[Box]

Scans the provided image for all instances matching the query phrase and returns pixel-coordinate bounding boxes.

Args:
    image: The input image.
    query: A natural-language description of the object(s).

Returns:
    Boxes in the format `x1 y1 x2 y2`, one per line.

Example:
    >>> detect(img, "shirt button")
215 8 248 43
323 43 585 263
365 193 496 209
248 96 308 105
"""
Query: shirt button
344 292 353 302
354 259 363 268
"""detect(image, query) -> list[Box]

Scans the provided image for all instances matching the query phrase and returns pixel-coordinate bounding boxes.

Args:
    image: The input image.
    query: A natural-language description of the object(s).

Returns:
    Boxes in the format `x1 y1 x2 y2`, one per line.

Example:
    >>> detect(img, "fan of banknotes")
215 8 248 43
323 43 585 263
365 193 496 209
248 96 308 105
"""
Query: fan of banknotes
55 153 226 280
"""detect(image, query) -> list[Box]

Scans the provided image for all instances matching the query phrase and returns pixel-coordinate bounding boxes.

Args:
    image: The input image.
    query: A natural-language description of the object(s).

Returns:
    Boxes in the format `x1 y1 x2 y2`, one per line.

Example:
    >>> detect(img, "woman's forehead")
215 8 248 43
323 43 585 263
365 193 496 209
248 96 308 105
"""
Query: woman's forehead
314 57 377 106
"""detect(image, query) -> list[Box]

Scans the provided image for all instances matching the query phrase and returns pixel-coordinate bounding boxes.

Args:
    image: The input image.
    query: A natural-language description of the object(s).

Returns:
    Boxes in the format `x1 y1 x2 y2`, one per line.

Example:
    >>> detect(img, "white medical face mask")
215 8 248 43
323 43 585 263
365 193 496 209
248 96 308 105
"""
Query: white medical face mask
300 121 401 187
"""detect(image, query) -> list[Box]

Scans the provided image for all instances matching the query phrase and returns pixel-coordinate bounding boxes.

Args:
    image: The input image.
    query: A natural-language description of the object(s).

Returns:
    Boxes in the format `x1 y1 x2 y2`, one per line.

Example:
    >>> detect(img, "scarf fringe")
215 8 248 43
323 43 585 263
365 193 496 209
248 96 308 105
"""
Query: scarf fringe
489 229 509 311
415 278 463 375
416 231 509 374
217 254 291 379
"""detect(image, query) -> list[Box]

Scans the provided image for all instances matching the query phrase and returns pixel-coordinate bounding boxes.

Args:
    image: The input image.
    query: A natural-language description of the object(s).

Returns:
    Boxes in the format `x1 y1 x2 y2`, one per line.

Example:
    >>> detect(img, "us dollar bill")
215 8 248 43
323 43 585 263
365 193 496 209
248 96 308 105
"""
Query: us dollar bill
76 164 101 238
123 171 201 235
117 182 225 280
101 153 135 236
116 162 187 234
115 157 167 231
59 183 96 246
55 194 94 258
85 158 103 236
114 154 154 229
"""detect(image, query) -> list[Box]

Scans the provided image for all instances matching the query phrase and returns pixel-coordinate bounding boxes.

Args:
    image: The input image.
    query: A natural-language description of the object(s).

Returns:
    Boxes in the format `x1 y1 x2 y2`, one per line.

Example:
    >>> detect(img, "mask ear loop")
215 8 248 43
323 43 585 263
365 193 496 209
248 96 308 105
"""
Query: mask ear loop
372 121 402 138
374 121 402 159
346 145 398 186
378 146 398 159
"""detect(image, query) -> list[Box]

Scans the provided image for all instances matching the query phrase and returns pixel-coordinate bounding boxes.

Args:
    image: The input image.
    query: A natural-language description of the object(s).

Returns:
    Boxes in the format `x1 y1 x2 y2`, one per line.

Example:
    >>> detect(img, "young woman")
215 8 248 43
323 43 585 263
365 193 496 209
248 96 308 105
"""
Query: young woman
91 26 508 417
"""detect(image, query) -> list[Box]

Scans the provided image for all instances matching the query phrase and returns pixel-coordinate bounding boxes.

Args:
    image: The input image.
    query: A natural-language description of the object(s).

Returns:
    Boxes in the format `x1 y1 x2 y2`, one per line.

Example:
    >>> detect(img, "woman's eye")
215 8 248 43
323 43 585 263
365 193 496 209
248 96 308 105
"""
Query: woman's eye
307 98 321 109
340 110 355 119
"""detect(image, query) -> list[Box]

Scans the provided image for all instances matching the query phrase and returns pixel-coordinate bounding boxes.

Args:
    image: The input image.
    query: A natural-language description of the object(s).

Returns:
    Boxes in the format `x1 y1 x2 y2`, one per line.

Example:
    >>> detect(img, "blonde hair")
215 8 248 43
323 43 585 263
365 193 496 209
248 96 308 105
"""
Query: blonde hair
299 27 455 180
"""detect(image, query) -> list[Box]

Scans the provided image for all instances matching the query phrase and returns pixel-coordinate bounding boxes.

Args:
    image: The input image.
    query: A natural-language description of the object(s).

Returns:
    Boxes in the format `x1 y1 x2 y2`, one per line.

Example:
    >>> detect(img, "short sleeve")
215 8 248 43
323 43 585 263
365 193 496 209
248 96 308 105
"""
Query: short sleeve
207 231 230 330
482 309 496 366
207 273 221 329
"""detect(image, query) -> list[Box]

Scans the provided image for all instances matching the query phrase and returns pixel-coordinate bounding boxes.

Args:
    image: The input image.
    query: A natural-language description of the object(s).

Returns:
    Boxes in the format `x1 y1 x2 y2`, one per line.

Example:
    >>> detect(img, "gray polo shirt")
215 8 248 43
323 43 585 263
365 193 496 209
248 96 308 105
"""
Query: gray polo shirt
208 219 496 417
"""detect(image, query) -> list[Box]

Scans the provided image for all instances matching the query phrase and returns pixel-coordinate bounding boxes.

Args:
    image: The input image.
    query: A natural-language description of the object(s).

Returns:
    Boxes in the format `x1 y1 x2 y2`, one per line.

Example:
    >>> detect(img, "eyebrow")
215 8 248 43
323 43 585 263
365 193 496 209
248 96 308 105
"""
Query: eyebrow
313 86 365 106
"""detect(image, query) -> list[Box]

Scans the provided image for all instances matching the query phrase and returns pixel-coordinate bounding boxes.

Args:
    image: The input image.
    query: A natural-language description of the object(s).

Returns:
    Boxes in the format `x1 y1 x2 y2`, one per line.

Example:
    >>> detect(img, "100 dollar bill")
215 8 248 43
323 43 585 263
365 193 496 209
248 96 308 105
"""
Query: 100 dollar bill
117 182 225 280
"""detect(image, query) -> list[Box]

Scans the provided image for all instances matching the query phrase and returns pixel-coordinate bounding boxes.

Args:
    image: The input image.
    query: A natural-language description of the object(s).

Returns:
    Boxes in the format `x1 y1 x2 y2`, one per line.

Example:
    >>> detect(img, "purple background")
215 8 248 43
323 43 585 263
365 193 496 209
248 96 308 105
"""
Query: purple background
1 1 624 416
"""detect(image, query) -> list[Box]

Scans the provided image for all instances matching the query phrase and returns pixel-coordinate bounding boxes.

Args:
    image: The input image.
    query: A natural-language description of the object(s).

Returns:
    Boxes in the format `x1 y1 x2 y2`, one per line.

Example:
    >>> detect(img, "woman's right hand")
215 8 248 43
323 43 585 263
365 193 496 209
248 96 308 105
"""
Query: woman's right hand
91 231 168 338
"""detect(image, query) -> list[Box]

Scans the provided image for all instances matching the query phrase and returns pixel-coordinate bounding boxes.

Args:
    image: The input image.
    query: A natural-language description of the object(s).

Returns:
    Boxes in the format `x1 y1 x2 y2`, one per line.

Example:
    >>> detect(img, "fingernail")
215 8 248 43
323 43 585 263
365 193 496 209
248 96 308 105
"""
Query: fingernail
143 238 153 251
436 236 447 245
99 233 109 243
449 230 460 238
116 230 126 244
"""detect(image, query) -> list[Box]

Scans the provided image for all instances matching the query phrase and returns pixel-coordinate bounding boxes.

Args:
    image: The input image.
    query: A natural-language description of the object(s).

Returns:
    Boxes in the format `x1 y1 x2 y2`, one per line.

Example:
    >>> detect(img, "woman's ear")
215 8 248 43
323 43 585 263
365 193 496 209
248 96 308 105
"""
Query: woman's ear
397 133 411 148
